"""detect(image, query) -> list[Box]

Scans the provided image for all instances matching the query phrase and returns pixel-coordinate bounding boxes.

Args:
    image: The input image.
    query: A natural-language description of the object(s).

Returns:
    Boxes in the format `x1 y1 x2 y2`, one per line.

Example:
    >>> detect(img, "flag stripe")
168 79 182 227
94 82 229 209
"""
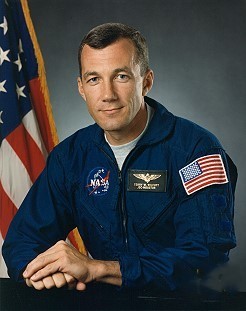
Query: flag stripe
6 123 46 183
199 161 221 169
199 155 221 162
187 178 228 194
199 159 221 165
187 176 228 190
185 170 227 187
0 232 8 277
0 182 18 239
22 110 48 159
0 139 32 208
68 229 87 255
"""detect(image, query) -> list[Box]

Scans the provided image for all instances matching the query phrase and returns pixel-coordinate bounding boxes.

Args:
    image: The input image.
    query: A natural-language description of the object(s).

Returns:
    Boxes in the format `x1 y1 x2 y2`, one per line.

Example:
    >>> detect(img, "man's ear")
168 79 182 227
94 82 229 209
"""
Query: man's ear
77 77 86 100
142 69 154 96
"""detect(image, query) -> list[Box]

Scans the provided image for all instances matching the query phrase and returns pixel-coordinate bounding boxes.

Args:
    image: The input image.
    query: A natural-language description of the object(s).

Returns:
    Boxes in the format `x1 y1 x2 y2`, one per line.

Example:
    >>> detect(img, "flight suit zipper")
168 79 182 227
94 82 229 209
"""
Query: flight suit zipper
118 170 129 252
119 144 146 252
98 143 147 253
98 145 129 252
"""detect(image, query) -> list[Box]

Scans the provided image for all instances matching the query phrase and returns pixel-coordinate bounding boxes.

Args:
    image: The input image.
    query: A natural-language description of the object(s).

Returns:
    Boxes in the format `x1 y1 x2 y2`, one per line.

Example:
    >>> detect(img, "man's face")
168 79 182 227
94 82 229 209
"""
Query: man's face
78 38 153 144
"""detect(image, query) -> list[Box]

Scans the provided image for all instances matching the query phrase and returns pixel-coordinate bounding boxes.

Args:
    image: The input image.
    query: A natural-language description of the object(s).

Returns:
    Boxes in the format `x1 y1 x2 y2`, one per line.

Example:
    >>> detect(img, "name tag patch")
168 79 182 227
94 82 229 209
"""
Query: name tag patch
128 170 167 192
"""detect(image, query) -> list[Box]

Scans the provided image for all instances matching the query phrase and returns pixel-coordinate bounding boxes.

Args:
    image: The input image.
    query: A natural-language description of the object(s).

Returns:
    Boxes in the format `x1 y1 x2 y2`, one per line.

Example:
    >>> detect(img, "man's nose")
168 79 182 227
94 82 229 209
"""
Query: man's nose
102 80 117 102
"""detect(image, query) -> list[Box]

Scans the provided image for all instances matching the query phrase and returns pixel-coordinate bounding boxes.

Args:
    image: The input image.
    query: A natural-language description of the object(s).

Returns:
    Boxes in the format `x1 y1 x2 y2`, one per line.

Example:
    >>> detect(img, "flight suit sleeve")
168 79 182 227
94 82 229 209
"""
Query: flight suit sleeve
2 150 76 281
116 151 237 290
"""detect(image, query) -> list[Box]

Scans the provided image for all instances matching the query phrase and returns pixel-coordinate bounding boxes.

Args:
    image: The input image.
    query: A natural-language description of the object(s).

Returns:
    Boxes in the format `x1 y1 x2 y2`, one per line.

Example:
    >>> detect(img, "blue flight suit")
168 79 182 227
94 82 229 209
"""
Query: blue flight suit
3 97 237 291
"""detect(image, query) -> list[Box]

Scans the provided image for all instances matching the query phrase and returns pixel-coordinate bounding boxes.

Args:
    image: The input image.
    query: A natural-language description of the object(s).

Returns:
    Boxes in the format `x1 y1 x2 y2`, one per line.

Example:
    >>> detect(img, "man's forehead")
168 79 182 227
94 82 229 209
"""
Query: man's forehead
80 39 138 74
81 38 136 60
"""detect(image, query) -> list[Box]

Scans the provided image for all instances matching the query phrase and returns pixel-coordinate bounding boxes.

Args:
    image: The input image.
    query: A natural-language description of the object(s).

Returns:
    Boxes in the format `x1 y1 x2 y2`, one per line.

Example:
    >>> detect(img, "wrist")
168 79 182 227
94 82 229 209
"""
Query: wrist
88 259 122 286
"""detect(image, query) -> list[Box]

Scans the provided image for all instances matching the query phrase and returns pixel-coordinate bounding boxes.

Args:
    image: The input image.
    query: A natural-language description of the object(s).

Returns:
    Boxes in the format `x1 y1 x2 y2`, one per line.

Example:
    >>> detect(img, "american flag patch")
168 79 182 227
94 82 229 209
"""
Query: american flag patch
179 154 228 195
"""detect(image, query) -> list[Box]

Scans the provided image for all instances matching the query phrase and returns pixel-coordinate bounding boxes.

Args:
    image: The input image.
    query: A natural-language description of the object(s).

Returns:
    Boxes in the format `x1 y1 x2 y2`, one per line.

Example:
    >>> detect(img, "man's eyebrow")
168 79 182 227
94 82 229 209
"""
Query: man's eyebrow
83 71 99 80
113 66 132 74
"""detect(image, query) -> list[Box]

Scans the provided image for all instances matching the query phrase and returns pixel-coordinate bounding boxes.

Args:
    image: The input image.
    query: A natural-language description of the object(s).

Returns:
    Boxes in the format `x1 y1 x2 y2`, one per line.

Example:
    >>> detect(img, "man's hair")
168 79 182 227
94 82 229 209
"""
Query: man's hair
78 23 149 77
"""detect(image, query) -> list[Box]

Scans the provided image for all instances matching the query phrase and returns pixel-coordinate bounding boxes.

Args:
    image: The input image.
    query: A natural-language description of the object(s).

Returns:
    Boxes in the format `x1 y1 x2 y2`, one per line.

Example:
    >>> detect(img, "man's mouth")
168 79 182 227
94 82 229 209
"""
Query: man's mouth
100 107 123 115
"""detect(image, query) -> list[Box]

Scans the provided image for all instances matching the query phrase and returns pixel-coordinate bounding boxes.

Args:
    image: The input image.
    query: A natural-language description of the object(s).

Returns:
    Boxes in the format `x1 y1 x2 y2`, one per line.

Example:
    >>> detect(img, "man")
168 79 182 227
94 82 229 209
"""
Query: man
3 23 237 292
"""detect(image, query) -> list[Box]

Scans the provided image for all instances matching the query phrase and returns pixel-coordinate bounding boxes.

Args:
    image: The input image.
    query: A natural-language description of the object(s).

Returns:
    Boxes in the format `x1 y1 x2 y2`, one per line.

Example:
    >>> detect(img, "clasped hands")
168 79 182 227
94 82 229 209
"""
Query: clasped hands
23 240 97 291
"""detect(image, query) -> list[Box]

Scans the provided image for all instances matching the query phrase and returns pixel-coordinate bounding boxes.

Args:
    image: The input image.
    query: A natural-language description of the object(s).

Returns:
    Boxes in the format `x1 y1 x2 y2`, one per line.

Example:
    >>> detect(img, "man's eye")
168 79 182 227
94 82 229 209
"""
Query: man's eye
116 74 129 81
88 77 99 84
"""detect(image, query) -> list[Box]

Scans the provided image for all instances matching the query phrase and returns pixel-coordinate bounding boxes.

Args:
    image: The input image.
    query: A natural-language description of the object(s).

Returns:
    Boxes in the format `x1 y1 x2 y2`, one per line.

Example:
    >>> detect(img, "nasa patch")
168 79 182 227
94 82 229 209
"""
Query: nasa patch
86 167 110 196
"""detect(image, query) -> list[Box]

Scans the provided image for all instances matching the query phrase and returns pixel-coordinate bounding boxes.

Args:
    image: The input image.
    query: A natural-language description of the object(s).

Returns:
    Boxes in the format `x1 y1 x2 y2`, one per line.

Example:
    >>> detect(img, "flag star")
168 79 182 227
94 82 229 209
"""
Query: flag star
0 47 10 65
16 84 26 99
19 39 24 53
0 80 7 93
0 16 8 35
0 111 3 124
14 54 22 71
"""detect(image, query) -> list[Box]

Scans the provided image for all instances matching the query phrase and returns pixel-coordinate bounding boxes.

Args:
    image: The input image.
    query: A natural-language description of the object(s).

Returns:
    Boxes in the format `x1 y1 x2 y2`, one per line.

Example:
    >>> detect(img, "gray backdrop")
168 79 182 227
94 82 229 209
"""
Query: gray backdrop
28 0 246 290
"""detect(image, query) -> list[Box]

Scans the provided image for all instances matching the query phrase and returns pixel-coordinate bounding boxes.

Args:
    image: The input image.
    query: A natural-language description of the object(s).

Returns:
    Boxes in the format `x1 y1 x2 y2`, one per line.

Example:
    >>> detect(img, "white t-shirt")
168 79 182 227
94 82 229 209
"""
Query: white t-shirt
105 104 154 170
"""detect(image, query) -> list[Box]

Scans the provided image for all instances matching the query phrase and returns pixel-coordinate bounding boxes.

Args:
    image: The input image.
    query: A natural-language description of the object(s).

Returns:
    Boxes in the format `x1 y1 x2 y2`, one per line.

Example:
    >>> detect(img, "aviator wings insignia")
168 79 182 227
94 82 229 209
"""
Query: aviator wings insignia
133 173 162 184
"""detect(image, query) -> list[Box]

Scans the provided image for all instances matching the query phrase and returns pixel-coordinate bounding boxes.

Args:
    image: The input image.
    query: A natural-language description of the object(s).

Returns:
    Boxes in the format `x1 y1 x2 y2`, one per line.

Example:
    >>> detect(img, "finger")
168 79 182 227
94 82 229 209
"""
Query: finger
51 272 67 288
29 249 84 282
76 281 87 291
25 278 33 287
24 254 56 278
30 260 62 281
23 241 69 278
26 273 75 290
42 275 56 289
29 279 46 290
24 251 62 279
64 273 77 290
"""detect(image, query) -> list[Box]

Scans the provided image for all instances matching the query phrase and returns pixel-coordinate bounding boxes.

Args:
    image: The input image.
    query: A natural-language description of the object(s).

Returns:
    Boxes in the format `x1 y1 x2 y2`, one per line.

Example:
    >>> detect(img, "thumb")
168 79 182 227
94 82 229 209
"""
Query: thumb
76 281 87 291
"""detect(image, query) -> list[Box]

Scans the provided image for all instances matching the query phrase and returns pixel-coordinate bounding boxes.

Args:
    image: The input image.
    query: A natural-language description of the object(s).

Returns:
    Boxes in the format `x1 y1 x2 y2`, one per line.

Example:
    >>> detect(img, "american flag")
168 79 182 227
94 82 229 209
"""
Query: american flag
0 0 85 277
179 154 228 195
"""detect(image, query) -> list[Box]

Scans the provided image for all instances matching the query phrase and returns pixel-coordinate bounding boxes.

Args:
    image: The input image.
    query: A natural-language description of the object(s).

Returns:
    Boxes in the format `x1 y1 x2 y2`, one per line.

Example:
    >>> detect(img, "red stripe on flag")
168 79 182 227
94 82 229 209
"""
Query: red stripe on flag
68 228 87 255
187 178 228 195
6 123 46 183
199 155 221 162
29 78 56 153
200 163 222 170
185 170 226 187
187 175 228 191
0 182 18 239
68 231 78 248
